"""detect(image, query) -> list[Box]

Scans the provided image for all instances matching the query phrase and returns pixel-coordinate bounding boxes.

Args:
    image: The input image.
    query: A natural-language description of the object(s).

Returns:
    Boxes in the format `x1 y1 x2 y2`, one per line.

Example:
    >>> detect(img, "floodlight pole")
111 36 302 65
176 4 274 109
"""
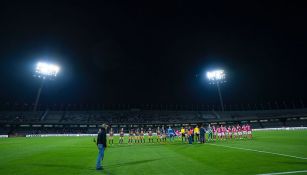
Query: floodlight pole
216 83 224 111
33 79 45 111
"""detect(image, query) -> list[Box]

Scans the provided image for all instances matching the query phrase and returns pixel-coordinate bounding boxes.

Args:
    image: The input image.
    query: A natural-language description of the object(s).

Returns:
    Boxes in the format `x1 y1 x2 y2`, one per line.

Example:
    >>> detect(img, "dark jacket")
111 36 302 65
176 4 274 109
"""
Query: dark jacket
200 127 206 136
97 128 107 148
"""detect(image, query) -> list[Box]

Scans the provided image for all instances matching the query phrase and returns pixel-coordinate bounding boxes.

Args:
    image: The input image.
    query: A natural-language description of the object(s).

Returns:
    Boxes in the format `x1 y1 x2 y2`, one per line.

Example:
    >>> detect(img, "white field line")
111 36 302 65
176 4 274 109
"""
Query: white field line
208 143 307 160
257 170 307 175
253 127 307 131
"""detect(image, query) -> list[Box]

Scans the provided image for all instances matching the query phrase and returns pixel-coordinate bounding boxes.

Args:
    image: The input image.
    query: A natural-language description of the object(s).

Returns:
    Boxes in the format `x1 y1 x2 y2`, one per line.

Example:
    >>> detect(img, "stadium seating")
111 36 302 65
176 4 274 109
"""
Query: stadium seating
1 108 307 135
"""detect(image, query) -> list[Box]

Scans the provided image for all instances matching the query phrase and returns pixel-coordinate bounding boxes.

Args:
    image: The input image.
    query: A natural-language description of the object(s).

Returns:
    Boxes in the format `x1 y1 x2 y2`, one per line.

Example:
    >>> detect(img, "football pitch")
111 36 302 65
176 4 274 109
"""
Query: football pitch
1 130 307 175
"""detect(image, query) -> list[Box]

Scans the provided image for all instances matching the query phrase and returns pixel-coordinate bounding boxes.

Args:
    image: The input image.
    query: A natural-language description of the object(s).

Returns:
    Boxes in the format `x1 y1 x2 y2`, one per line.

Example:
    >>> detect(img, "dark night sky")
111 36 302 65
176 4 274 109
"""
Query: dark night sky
0 1 306 106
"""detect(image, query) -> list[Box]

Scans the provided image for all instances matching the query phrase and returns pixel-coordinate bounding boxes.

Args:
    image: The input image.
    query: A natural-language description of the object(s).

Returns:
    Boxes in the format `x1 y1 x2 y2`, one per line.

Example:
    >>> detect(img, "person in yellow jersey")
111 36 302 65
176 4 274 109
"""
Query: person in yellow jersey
194 125 200 143
180 127 185 143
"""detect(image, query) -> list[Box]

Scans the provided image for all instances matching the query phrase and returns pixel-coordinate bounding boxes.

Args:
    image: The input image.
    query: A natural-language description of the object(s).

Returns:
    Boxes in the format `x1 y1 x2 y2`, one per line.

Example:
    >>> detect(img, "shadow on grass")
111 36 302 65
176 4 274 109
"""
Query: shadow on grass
279 161 307 165
30 163 85 170
105 158 161 168
31 158 161 171
108 143 170 149
30 163 117 175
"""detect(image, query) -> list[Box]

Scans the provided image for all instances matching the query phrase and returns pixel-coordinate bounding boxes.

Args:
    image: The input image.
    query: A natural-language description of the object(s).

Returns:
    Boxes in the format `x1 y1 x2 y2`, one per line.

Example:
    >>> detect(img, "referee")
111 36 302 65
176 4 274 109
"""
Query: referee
96 124 107 170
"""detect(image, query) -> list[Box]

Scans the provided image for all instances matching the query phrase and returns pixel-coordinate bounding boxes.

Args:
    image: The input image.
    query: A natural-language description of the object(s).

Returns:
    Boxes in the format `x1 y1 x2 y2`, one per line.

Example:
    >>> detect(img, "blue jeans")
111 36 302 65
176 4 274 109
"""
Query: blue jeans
188 136 193 144
96 144 105 169
200 135 205 143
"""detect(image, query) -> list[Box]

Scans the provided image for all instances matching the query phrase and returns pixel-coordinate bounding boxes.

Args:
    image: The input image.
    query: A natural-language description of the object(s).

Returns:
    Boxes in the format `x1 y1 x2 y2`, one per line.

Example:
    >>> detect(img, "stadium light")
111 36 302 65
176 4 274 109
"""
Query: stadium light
206 69 225 84
33 61 60 111
206 69 226 111
34 62 60 79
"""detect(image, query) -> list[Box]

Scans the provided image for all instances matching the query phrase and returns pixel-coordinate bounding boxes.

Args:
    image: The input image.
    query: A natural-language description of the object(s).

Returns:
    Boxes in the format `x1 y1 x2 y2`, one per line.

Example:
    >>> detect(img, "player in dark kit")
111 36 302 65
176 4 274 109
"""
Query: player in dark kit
135 128 140 143
156 127 161 143
128 128 134 144
119 128 124 144
148 128 154 143
140 128 145 143
108 127 114 145
161 126 167 142
185 127 189 143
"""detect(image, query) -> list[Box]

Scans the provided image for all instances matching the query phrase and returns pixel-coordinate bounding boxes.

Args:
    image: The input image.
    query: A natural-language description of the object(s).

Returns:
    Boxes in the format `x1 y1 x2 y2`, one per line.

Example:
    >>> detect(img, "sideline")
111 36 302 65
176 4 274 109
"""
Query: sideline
208 143 307 160
257 170 307 175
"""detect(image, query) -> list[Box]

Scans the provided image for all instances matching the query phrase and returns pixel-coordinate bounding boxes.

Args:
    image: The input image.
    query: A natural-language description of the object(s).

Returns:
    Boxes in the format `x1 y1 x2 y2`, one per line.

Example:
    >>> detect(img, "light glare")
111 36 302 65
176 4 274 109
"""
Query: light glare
206 69 225 82
35 62 60 78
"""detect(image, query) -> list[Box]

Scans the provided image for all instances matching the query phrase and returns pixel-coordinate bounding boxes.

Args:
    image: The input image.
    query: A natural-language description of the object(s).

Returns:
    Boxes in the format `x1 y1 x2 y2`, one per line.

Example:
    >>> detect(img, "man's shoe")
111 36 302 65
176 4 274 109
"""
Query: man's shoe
96 167 103 170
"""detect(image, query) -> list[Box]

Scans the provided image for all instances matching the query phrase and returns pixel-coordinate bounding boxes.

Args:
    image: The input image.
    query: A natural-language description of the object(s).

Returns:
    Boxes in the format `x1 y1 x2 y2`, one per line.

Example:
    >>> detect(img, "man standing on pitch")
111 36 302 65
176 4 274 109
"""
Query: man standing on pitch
96 124 107 170
200 125 206 144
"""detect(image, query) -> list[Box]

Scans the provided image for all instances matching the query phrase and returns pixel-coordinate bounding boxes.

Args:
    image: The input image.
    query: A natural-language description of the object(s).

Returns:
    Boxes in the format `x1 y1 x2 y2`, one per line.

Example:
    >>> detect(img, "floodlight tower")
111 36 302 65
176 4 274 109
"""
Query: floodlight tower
206 69 226 111
33 62 60 111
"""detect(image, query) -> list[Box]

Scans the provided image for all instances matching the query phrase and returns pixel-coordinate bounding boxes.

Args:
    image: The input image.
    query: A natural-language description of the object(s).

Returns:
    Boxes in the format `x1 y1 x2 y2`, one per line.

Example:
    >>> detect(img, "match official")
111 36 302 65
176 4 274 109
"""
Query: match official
96 124 107 170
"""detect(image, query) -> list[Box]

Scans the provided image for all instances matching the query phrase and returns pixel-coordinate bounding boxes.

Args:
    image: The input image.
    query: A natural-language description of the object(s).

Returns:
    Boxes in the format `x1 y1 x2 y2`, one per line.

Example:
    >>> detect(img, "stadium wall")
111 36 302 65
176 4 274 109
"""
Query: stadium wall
24 127 307 137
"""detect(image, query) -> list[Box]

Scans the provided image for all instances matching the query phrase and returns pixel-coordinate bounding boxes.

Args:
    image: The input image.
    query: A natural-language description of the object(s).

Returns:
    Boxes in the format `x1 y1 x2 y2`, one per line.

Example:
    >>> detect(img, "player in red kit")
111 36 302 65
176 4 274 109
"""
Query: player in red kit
232 125 237 139
242 125 247 139
237 124 242 139
246 124 252 139
217 126 222 141
221 125 226 140
212 125 217 141
227 126 232 139
119 128 124 144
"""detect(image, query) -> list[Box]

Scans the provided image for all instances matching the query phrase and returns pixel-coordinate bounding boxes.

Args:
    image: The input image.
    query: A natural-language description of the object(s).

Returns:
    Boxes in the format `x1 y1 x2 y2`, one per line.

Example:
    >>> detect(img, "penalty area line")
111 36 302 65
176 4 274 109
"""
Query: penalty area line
257 170 307 175
208 143 307 160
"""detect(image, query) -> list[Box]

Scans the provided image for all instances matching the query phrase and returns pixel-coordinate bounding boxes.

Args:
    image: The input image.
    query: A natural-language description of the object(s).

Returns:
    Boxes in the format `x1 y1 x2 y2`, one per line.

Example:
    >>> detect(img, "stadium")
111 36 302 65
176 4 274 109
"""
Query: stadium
1 1 307 175
1 104 307 175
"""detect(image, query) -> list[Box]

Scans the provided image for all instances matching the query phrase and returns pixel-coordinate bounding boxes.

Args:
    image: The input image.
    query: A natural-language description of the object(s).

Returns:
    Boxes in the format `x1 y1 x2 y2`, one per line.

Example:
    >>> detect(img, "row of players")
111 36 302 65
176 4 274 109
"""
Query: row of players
107 124 253 144
202 124 252 142
108 127 168 144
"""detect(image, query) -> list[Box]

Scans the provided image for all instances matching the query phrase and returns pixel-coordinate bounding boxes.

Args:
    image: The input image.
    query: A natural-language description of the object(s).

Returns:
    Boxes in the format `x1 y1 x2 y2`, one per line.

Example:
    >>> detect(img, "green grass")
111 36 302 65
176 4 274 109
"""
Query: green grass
1 130 307 175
